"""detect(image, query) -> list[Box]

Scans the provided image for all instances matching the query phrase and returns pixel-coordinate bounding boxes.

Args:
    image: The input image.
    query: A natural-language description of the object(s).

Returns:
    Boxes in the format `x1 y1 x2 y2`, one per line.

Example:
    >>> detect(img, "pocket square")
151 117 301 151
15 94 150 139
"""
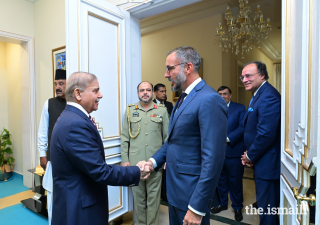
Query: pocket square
248 107 254 112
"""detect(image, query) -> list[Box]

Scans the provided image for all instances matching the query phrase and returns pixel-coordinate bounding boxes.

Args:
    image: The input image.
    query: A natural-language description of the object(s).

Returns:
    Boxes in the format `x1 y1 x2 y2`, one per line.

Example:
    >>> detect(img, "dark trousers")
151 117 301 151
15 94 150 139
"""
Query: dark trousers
168 204 210 225
218 157 244 210
255 178 280 225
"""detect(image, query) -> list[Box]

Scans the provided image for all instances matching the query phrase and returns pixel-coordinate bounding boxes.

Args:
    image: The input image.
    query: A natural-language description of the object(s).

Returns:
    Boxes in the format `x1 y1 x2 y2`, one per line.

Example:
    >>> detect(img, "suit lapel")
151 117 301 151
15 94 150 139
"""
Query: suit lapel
168 80 206 137
244 82 269 122
66 105 98 131
228 101 233 115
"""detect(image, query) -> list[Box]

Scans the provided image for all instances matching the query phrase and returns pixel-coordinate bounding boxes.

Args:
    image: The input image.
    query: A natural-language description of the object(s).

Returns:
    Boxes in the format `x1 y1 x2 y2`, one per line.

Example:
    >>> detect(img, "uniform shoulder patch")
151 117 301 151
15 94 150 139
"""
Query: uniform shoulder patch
127 103 135 107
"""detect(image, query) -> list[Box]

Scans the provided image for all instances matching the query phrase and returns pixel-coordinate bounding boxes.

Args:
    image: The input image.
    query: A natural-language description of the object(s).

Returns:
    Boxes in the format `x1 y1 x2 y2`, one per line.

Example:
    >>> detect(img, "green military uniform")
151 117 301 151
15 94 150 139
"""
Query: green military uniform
121 102 169 225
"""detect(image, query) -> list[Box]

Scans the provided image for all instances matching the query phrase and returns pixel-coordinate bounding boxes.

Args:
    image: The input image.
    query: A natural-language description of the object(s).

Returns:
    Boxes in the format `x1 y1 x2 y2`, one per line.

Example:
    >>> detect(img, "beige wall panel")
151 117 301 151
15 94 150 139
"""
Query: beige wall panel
0 0 34 37
0 42 8 130
141 14 223 104
5 43 23 174
33 0 66 126
142 13 274 105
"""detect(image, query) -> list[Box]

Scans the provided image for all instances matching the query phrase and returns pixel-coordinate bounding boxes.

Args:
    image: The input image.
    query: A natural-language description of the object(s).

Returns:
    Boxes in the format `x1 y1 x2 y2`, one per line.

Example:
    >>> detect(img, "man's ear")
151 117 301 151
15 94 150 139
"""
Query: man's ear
74 89 82 101
185 62 194 75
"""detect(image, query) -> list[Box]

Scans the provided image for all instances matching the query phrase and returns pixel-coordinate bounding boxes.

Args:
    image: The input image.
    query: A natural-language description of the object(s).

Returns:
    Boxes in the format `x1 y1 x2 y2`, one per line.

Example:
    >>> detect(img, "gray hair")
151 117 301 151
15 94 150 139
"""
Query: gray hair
65 72 97 101
244 61 269 80
167 46 201 73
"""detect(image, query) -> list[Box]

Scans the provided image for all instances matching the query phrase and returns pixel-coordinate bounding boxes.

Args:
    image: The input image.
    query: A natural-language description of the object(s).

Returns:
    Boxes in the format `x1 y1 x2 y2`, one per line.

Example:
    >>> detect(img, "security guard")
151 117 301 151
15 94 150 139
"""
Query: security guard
121 81 169 225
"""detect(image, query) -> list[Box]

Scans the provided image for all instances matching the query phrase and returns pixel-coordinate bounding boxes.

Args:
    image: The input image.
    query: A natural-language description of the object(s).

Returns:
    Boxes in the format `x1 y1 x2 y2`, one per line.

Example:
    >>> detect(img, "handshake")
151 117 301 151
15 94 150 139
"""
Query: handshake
137 160 154 180
122 160 154 180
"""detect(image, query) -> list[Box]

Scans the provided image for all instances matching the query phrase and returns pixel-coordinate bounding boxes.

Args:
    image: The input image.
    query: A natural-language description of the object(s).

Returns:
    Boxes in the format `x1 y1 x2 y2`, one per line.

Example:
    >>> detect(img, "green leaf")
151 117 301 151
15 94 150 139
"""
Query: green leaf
1 142 6 147
7 157 14 165
6 139 12 145
4 147 13 155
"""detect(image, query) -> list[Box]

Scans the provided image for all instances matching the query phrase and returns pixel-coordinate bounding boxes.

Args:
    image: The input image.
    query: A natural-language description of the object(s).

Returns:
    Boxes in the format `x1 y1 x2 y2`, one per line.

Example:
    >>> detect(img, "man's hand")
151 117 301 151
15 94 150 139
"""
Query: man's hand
122 162 130 167
40 157 48 171
241 151 253 167
183 209 203 225
164 162 166 170
136 160 154 180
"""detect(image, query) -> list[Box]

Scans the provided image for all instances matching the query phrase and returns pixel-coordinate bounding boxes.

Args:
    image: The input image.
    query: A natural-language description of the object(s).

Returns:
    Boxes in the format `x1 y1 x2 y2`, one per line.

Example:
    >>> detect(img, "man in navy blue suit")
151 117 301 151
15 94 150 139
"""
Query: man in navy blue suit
240 61 281 225
211 86 246 222
50 72 146 225
141 46 228 225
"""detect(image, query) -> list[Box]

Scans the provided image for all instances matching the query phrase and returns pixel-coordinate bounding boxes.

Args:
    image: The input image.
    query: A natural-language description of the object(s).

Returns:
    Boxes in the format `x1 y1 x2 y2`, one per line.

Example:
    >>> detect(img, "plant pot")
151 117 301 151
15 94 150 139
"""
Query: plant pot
0 164 13 181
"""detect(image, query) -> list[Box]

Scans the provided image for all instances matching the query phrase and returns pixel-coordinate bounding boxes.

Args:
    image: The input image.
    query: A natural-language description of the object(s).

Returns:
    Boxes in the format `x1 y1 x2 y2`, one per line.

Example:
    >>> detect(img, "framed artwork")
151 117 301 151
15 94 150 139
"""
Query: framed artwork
173 58 203 102
52 46 66 97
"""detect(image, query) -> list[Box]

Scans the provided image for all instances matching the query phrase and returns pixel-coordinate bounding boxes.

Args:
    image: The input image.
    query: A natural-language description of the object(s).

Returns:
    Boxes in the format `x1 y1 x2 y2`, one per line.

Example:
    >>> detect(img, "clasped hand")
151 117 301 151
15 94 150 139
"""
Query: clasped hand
241 150 253 167
136 160 154 180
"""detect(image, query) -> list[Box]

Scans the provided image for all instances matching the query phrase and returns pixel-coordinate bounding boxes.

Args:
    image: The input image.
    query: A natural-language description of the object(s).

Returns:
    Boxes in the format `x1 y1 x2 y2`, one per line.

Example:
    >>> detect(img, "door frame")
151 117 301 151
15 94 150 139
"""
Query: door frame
0 30 36 188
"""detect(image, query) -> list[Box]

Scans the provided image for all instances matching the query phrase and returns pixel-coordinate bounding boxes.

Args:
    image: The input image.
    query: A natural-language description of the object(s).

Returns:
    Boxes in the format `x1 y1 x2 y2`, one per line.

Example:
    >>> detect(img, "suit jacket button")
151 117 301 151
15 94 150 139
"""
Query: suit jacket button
169 141 172 145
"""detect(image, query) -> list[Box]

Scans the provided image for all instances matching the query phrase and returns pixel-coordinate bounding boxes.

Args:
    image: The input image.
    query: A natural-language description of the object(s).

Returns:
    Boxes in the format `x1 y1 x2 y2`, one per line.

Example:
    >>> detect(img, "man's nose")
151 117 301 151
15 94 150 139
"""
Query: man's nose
99 91 103 98
164 71 170 78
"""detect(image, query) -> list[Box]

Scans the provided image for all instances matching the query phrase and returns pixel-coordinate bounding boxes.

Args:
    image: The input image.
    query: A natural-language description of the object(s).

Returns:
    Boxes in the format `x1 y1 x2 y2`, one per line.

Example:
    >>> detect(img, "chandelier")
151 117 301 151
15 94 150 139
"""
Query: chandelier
216 0 272 58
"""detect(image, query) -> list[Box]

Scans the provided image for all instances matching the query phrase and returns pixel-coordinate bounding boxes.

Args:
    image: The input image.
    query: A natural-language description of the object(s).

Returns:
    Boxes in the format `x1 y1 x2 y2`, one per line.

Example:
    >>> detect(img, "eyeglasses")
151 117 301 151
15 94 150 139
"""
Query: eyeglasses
166 62 188 74
239 72 259 81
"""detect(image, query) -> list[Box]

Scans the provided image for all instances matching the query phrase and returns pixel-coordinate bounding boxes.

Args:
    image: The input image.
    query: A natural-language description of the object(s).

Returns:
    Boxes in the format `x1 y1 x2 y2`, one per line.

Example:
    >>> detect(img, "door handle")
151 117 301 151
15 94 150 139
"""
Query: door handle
292 187 316 206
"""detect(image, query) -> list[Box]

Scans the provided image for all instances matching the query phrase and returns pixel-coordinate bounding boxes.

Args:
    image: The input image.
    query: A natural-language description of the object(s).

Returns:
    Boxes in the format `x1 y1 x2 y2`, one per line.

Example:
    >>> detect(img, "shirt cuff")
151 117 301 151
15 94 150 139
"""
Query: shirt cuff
226 137 230 142
188 205 205 216
246 154 251 161
39 150 47 157
149 158 157 169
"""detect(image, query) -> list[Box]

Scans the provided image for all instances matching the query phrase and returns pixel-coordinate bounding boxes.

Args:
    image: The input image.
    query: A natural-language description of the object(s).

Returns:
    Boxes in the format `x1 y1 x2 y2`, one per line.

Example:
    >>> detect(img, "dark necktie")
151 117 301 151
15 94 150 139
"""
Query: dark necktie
89 116 97 128
176 93 188 110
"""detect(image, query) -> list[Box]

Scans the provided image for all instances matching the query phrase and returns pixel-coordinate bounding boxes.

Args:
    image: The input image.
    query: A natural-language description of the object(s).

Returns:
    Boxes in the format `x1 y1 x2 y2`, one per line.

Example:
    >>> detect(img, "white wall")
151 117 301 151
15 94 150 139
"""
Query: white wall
0 42 8 130
33 0 66 125
0 0 34 37
0 42 23 174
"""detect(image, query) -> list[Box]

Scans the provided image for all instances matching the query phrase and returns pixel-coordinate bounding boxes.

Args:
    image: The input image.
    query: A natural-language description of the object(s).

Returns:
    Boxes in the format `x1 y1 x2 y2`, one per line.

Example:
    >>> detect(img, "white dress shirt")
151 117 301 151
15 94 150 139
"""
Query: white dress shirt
67 101 89 117
155 98 164 104
38 100 49 157
150 77 206 216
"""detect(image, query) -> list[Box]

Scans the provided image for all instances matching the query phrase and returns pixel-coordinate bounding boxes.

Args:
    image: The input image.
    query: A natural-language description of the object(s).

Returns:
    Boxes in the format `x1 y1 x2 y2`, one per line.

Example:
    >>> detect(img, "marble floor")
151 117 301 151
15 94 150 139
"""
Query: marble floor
117 167 260 225
2 170 315 225
117 167 316 225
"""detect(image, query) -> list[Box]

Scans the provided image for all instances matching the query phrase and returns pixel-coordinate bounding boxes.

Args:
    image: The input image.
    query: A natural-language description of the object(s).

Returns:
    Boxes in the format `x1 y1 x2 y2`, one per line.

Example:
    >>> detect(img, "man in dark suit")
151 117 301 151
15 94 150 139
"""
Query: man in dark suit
240 61 281 225
211 86 246 222
50 72 146 225
153 83 173 116
141 46 228 225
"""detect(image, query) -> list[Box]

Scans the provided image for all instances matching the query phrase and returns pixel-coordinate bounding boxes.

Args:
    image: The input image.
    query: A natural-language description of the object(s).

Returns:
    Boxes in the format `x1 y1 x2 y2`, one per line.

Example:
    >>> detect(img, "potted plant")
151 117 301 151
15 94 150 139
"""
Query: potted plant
0 128 15 181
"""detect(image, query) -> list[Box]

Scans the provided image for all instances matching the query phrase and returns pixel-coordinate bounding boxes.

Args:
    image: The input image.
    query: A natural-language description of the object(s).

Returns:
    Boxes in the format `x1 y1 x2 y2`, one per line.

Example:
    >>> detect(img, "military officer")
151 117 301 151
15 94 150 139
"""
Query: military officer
121 81 169 225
